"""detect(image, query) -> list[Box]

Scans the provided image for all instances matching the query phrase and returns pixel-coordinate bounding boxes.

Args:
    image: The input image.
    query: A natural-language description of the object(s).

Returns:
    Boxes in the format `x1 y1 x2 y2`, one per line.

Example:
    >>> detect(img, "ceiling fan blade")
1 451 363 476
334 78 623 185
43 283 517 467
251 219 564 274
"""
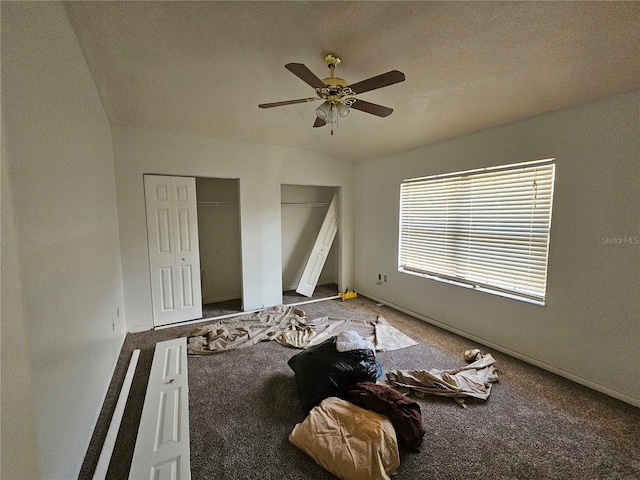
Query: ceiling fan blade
313 117 326 128
285 63 326 89
347 70 405 95
350 99 394 117
259 97 319 108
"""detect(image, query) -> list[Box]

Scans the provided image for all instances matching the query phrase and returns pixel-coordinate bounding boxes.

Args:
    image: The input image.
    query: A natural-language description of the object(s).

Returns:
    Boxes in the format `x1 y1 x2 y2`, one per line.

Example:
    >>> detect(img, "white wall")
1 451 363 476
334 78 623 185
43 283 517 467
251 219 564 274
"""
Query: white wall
1 126 40 479
355 90 640 405
0 3 126 478
112 127 354 332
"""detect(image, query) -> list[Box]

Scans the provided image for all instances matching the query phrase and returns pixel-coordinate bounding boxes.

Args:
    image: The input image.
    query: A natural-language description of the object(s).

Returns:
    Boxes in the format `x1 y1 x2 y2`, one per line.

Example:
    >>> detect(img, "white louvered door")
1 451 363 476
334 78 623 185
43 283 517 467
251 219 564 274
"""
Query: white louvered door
145 175 202 326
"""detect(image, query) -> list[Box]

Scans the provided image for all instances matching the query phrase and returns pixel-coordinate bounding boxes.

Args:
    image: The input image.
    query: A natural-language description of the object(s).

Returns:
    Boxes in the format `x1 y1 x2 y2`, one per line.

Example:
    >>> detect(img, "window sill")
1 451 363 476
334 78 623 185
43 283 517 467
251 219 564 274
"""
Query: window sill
398 268 546 306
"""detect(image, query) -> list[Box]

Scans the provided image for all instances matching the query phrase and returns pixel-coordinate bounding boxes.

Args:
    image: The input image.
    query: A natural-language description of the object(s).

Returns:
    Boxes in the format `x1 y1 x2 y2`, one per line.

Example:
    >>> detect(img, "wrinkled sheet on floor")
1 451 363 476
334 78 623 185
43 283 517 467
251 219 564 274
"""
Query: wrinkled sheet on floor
386 353 499 407
289 396 400 480
185 304 418 355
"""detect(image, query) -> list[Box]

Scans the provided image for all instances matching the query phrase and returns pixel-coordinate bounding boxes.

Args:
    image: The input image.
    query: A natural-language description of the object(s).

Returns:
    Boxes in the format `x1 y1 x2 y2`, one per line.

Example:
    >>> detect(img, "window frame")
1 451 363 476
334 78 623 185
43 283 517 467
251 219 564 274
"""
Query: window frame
398 158 556 305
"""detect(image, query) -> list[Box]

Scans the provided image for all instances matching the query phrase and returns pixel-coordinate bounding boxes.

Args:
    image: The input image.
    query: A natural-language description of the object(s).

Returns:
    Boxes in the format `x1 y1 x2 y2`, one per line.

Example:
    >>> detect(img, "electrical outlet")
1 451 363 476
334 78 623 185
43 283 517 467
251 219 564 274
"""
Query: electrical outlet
384 275 387 282
378 274 382 281
112 306 120 332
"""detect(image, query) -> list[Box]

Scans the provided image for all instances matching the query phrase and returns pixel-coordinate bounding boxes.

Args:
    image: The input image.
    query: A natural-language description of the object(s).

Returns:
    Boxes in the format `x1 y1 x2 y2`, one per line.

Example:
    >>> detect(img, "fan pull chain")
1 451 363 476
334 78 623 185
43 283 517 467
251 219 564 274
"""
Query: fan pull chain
331 106 342 135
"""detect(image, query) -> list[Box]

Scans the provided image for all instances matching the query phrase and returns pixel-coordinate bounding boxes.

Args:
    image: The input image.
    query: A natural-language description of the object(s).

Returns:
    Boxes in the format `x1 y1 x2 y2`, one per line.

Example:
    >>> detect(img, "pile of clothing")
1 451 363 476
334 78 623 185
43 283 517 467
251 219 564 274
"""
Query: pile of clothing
287 331 425 480
287 335 499 479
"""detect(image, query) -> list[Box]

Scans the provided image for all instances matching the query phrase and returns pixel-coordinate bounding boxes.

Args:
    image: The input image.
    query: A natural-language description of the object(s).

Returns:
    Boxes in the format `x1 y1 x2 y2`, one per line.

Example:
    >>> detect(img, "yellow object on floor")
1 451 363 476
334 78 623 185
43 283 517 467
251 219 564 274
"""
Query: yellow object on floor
338 290 357 301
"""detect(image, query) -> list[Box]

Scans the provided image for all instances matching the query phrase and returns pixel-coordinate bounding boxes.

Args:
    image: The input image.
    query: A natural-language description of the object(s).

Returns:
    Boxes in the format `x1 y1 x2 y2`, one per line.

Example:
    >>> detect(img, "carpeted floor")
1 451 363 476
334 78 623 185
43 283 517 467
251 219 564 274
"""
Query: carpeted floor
80 295 640 479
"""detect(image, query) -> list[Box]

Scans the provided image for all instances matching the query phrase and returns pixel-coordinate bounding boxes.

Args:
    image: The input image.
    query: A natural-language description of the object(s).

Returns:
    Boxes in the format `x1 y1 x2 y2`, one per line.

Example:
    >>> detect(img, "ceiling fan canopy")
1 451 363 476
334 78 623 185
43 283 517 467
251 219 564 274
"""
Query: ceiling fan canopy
259 53 405 133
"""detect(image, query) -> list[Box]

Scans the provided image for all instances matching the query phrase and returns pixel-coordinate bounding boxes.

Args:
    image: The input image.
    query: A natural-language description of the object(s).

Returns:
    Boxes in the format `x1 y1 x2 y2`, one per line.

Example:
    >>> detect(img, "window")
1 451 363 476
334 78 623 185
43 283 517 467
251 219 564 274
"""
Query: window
399 158 555 304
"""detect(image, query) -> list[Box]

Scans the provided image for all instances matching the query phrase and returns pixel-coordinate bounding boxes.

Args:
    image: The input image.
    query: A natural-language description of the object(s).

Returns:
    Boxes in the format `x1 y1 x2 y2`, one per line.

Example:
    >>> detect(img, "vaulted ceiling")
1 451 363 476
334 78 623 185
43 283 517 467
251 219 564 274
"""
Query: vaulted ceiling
65 1 640 162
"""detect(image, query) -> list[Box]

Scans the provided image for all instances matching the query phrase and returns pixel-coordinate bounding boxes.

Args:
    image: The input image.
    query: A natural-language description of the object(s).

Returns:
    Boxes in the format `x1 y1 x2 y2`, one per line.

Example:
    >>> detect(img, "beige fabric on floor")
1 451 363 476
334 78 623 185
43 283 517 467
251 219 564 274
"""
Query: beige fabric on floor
186 305 418 355
289 397 400 480
186 305 304 354
275 314 418 351
372 319 419 352
386 353 499 407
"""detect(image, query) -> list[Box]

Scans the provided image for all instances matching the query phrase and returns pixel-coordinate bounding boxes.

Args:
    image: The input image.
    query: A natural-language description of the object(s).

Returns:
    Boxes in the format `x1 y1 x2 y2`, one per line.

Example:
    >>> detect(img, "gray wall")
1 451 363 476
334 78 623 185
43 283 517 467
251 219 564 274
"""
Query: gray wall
196 177 242 304
354 90 640 406
1 3 126 478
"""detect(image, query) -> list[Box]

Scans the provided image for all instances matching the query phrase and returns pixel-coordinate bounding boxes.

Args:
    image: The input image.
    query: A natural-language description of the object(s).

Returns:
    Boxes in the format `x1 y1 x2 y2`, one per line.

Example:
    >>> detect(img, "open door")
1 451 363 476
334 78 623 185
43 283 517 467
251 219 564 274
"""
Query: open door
296 192 339 297
145 175 202 327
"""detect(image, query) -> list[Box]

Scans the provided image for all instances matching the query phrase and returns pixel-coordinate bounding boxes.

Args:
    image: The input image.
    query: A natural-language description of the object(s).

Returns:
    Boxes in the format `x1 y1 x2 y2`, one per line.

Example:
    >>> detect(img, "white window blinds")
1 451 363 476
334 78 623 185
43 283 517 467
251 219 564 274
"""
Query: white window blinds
399 159 555 304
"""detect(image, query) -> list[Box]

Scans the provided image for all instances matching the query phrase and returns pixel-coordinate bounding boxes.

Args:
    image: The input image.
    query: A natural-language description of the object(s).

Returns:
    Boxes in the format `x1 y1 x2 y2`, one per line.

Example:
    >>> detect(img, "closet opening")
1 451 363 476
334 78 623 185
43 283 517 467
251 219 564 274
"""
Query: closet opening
281 184 339 305
197 177 244 319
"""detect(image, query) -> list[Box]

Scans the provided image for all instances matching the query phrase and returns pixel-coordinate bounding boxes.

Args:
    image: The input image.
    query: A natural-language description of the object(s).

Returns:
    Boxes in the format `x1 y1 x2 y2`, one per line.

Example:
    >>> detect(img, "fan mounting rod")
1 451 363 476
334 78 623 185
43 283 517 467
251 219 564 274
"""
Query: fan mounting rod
320 53 349 100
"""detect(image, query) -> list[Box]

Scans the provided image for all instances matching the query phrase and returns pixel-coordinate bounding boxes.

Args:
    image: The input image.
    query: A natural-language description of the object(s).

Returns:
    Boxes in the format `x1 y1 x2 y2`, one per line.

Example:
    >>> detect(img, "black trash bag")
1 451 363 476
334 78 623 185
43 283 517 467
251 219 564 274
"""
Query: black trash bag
287 336 378 413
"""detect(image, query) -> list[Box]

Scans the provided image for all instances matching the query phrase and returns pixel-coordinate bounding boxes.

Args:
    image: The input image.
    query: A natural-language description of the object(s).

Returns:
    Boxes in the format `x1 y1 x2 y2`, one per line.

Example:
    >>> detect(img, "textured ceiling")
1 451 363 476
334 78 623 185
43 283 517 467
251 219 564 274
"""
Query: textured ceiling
65 1 640 162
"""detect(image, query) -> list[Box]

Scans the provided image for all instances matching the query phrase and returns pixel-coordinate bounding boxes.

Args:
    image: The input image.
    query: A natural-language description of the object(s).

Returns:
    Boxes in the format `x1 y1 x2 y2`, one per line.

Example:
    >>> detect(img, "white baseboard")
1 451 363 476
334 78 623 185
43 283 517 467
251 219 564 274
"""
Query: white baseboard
155 308 261 330
358 289 640 408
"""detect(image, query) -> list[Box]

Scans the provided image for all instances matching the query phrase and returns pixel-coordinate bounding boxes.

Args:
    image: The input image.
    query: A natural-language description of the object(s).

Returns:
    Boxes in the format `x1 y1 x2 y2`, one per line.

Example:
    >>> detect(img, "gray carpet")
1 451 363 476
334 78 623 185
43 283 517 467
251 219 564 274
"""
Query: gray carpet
80 295 640 479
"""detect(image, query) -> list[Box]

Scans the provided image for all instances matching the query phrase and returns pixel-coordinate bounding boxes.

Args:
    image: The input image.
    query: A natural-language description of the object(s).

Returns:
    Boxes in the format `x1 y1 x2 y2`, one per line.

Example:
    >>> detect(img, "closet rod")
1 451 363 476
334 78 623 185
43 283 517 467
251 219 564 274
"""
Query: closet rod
281 202 330 207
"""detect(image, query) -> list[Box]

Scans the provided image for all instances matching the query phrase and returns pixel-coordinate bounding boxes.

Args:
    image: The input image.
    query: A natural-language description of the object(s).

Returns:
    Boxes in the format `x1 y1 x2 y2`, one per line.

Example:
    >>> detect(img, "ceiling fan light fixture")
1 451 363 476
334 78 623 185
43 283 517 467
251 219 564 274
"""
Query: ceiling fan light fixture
337 103 350 119
325 104 339 124
315 101 330 120
317 101 339 124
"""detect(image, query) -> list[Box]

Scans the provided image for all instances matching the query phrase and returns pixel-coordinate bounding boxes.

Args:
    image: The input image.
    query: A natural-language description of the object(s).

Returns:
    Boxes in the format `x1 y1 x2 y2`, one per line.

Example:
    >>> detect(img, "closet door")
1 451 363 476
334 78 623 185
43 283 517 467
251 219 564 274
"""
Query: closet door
145 175 202 326
296 192 339 297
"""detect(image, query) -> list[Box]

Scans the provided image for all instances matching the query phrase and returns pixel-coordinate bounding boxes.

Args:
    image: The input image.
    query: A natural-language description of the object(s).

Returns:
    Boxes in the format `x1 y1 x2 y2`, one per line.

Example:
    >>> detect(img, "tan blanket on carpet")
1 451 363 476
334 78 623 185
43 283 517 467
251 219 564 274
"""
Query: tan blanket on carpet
289 396 400 480
185 305 418 354
386 353 499 407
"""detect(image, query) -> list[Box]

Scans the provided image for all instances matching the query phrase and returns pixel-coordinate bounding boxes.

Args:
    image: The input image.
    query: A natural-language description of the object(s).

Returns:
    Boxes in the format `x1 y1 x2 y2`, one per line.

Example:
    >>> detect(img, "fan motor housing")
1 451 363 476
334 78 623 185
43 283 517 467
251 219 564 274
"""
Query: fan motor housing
322 76 348 88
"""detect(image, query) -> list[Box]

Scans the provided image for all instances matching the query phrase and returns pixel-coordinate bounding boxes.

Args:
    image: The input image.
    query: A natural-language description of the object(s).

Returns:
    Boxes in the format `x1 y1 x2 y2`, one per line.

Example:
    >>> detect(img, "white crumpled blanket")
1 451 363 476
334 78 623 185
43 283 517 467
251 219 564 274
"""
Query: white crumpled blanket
185 304 418 355
386 353 499 407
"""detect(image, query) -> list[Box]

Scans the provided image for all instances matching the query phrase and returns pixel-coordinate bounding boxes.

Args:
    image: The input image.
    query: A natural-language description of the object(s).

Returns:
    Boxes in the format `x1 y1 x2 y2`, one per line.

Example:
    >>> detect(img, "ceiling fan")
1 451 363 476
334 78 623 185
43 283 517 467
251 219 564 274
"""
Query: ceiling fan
259 53 405 134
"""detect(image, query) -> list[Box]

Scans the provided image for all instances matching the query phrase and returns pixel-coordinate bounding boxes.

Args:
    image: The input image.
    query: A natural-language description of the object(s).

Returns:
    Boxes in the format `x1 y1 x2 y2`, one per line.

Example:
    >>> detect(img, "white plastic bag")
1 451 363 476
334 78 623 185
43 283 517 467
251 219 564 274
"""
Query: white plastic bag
336 330 373 352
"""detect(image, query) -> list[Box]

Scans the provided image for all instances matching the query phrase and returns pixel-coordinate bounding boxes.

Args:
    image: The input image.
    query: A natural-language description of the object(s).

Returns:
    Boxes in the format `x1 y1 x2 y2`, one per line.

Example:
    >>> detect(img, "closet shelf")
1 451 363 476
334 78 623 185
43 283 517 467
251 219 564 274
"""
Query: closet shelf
197 202 237 206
